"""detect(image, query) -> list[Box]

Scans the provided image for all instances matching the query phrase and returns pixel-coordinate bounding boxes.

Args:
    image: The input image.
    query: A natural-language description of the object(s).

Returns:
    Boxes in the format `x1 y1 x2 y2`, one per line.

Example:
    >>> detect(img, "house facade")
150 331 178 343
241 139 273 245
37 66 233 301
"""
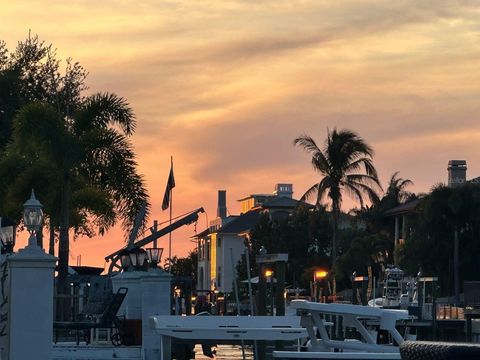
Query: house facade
196 184 306 292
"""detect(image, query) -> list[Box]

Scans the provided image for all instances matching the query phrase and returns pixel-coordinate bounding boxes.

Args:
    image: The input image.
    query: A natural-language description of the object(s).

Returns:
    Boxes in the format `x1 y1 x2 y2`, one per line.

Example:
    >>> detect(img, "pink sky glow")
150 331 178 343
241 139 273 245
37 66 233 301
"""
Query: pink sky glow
2 1 480 270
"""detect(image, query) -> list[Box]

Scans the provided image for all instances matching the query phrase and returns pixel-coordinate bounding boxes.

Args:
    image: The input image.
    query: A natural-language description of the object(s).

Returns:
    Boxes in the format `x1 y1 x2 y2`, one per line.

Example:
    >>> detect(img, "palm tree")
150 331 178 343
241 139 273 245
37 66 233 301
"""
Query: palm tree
351 172 413 235
294 129 381 271
10 94 149 319
383 172 413 208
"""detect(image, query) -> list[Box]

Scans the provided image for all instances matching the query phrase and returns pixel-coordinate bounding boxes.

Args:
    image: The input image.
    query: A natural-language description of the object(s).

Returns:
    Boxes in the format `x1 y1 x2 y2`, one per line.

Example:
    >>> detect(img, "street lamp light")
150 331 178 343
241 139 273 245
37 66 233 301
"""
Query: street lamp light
146 247 164 268
0 217 15 254
313 269 328 303
23 189 43 247
314 270 328 282
265 269 274 279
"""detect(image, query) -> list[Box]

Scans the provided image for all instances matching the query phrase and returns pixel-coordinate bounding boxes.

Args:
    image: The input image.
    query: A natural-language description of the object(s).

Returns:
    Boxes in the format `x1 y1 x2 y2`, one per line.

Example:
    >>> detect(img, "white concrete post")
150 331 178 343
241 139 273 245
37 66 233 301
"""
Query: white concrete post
111 271 143 319
140 269 172 360
7 243 56 360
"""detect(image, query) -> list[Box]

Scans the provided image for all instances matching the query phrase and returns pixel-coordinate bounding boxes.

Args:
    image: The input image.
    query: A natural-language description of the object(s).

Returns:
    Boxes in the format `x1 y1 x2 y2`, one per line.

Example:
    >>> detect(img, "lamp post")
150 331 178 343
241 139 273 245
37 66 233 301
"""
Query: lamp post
313 269 328 302
23 189 43 248
265 269 274 315
0 217 15 254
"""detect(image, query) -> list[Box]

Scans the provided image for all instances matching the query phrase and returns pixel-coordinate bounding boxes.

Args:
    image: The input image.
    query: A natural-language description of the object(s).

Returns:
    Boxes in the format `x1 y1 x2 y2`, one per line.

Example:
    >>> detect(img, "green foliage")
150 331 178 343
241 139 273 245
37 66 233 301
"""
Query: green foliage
0 35 149 316
403 184 480 295
335 232 391 283
240 206 332 289
167 251 198 283
0 34 87 153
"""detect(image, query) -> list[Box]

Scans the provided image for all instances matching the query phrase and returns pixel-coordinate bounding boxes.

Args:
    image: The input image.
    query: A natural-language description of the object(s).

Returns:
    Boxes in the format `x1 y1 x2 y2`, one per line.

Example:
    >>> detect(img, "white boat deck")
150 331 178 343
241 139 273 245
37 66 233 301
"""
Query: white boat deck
151 315 307 341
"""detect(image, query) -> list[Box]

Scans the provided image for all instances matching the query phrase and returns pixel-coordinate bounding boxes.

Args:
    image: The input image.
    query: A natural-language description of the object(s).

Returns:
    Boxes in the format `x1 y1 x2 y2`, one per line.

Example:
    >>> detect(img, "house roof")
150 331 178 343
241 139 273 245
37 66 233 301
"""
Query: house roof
69 266 104 276
262 196 313 209
192 228 211 239
193 195 311 238
237 194 274 202
192 210 262 238
384 198 422 217
217 209 262 234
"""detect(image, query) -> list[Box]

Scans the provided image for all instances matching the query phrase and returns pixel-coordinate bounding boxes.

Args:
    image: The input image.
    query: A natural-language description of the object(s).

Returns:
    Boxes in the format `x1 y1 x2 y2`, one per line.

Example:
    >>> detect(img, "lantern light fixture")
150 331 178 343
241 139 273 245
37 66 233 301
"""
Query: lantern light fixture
119 249 131 271
23 189 43 247
129 247 147 269
146 247 163 268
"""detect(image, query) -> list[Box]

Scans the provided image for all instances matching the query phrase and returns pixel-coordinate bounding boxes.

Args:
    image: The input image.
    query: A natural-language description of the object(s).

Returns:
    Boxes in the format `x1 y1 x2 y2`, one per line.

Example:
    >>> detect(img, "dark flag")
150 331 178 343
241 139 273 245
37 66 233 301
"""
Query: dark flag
162 158 175 210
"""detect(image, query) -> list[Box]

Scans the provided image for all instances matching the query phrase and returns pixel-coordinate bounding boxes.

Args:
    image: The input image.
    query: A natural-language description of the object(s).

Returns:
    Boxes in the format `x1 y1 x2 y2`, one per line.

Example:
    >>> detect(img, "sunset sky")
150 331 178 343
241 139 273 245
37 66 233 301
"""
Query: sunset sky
2 1 480 270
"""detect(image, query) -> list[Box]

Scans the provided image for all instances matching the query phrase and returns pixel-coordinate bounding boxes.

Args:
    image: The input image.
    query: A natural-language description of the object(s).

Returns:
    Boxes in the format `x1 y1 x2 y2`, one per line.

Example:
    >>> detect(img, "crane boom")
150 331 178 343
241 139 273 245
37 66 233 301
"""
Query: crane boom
105 207 204 273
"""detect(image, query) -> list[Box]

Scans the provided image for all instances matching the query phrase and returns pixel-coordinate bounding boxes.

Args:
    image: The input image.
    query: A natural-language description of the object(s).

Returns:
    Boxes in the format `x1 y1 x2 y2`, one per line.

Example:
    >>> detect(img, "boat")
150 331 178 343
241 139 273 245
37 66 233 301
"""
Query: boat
273 299 414 360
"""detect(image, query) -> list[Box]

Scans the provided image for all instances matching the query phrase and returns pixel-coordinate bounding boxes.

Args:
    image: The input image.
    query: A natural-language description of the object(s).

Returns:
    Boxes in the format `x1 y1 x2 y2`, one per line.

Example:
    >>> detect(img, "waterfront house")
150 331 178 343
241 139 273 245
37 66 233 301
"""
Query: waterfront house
195 184 307 292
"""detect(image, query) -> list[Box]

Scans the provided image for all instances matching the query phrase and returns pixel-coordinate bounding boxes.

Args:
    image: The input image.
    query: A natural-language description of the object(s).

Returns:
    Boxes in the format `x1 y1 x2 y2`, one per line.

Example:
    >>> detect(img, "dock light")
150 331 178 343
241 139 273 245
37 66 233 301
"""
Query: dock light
314 270 328 281
265 269 274 278
0 217 15 254
146 247 164 268
23 189 43 247
129 247 147 270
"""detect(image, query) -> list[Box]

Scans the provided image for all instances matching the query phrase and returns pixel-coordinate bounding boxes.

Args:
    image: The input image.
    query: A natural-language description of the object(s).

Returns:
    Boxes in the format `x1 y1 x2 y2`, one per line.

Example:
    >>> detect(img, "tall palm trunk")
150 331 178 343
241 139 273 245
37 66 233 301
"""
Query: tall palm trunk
332 201 340 296
35 225 43 248
56 173 71 320
332 207 339 267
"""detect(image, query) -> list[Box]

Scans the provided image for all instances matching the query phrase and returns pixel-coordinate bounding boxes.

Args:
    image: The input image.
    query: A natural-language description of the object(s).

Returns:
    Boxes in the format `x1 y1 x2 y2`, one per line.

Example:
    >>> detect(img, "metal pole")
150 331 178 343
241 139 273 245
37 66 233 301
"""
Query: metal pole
245 248 254 314
153 220 158 248
168 156 173 272
230 248 246 360
245 248 259 360
270 277 274 315
168 189 172 272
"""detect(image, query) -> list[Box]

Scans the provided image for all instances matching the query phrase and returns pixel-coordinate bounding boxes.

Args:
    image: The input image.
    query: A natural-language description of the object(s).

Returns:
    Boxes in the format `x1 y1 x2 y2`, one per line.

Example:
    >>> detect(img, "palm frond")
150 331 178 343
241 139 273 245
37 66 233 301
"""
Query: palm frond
346 173 382 192
75 92 136 136
293 135 321 154
81 127 150 235
71 186 116 236
348 180 381 205
300 183 319 202
343 182 365 208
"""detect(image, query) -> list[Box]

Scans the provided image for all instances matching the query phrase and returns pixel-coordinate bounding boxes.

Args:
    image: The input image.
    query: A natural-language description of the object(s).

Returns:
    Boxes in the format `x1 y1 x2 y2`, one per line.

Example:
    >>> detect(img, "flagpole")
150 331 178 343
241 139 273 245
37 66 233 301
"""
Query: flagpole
168 156 173 273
